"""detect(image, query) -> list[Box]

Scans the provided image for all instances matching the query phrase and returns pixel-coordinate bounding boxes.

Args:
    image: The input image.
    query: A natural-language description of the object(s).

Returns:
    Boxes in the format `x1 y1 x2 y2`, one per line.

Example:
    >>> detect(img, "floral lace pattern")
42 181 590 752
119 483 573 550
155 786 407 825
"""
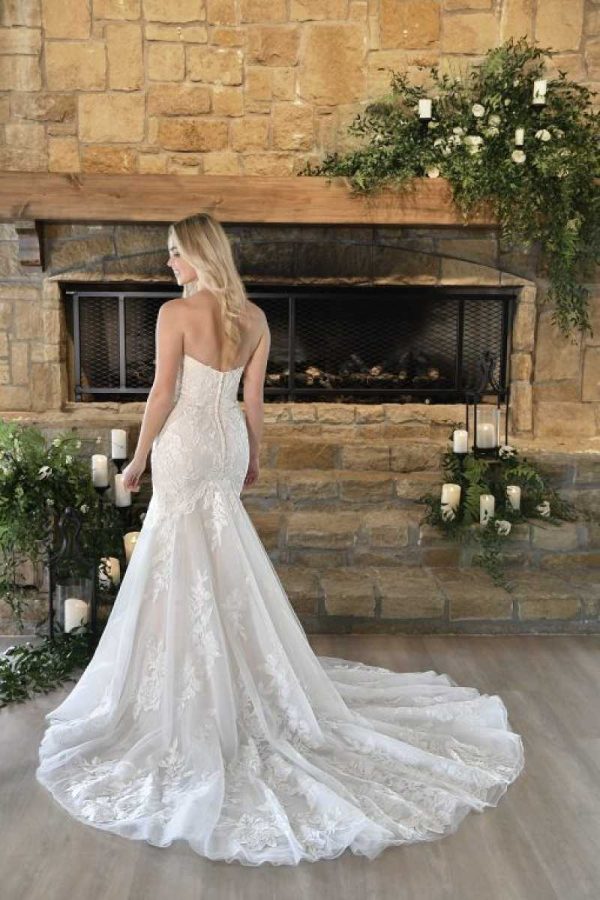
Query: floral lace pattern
36 355 525 865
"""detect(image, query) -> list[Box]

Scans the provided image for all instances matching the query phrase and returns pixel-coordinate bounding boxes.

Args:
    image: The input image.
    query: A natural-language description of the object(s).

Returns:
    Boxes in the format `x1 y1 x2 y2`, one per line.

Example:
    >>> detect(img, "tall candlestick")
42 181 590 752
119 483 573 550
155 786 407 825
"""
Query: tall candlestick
480 494 495 525
114 473 131 507
111 428 127 460
91 454 109 487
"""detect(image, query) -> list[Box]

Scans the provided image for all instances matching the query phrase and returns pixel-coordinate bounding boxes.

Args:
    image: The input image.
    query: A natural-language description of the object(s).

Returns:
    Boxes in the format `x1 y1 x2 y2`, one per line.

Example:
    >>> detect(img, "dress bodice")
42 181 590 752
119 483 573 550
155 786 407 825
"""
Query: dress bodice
176 354 244 408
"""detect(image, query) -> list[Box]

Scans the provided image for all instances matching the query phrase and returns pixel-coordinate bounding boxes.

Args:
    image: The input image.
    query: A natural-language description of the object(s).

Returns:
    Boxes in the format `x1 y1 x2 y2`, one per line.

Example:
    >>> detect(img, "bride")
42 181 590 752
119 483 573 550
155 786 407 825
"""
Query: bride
36 212 525 866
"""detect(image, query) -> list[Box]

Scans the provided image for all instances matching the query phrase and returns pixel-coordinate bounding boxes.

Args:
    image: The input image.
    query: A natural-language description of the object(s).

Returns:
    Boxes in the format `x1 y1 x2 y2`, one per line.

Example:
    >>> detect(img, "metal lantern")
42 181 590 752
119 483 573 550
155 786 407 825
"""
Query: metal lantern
47 506 98 652
465 350 510 459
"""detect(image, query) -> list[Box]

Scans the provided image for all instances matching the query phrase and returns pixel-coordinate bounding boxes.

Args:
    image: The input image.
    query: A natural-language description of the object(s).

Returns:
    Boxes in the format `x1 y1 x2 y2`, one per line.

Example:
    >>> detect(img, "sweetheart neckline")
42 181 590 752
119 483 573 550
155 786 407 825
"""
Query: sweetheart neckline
182 353 244 375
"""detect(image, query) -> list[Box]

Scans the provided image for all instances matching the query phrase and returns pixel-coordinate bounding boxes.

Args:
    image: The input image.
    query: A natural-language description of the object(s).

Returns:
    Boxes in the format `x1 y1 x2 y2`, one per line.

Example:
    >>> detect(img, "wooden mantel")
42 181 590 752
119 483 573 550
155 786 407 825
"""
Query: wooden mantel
0 172 496 227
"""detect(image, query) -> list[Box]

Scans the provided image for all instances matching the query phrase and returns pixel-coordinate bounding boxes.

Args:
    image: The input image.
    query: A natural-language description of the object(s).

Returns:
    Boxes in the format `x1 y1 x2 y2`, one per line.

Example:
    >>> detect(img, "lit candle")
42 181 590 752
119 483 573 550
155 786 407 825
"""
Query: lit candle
111 428 127 460
99 556 121 587
506 485 521 511
532 79 547 105
64 596 89 632
418 98 432 119
91 454 109 487
441 483 461 511
476 422 497 448
114 473 131 507
123 531 140 563
452 429 468 453
480 493 495 525
514 127 525 145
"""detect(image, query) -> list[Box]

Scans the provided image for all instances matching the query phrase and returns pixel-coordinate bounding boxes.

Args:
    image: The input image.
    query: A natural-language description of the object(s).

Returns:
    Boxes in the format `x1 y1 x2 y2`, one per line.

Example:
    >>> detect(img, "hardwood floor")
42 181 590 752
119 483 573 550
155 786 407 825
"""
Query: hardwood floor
1 634 598 900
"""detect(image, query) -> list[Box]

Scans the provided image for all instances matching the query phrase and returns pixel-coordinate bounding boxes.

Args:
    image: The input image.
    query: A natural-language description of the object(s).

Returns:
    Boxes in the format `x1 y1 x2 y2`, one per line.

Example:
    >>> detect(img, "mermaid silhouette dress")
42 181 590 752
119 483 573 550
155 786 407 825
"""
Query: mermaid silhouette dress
36 353 525 866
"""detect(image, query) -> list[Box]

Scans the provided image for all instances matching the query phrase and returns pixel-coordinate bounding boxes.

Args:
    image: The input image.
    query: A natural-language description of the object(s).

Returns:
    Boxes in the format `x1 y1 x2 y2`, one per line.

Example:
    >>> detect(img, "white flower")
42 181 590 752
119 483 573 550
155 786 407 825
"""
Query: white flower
558 148 571 157
426 165 440 178
448 134 462 146
485 126 499 138
536 500 551 518
553 127 564 138
441 145 452 156
433 137 445 147
52 438 61 447
511 149 526 164
427 120 440 129
512 78 520 87
46 497 54 506
557 166 569 178
37 465 52 479
65 454 73 465
504 98 511 106
495 519 512 536
472 103 485 117
79 503 89 514
488 114 501 126
464 134 484 154
566 217 580 232
452 126 465 135
441 503 456 522
498 444 516 459
535 129 551 142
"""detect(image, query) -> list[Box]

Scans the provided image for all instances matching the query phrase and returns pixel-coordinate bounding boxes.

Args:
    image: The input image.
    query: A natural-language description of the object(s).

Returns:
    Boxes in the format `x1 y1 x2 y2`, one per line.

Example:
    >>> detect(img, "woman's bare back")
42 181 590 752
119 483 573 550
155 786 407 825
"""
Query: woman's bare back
178 291 266 373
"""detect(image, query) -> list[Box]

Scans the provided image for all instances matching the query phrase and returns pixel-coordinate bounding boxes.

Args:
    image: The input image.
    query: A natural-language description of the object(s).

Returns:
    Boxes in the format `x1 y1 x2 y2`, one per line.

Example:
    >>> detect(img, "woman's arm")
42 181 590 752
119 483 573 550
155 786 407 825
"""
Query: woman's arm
242 319 271 461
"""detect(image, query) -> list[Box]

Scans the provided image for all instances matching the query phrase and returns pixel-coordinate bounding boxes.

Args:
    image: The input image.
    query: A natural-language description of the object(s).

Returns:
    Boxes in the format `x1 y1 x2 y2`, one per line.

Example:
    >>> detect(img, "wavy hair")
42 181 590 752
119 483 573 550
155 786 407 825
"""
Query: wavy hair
168 213 248 347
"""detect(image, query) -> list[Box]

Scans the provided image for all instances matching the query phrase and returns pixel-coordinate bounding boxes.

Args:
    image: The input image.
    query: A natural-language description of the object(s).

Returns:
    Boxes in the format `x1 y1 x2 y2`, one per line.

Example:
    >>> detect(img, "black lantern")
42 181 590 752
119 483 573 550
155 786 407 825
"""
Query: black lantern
465 350 510 459
47 506 99 653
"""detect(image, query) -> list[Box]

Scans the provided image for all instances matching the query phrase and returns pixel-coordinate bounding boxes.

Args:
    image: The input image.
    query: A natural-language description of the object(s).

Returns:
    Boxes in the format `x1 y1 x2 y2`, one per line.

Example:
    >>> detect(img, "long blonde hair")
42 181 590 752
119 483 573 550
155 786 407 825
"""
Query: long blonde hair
168 213 248 347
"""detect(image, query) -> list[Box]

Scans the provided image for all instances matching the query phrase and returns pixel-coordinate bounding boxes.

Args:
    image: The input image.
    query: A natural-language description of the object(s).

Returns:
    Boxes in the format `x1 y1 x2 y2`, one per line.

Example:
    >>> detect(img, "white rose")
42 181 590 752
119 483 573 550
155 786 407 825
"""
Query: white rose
80 503 89 514
37 465 52 479
495 519 512 536
536 500 551 518
52 438 61 447
426 166 440 178
427 120 440 129
498 444 516 459
441 145 452 156
464 135 483 154
452 126 465 135
472 103 485 117
535 129 551 142
448 134 462 146
511 149 526 164
485 126 499 138
65 455 73 465
433 137 445 147
488 114 501 126
441 503 456 522
504 98 511 106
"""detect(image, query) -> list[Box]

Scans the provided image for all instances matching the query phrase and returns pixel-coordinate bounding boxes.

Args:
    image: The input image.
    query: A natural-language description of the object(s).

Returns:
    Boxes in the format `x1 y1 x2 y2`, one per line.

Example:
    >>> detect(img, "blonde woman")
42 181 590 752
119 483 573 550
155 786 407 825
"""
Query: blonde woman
37 213 524 866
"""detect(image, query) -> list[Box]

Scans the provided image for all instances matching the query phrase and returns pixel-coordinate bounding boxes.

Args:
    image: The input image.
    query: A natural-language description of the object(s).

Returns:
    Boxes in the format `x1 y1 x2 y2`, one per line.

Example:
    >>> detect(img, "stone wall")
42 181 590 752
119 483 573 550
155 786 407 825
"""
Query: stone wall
1 1 598 173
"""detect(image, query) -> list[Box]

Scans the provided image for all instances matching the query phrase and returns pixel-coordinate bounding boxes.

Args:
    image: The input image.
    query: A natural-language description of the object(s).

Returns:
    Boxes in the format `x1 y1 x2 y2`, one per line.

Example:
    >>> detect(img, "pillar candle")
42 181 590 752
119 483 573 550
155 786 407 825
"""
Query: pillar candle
91 454 109 487
111 428 127 460
114 473 131 507
64 596 89 632
452 429 468 453
124 531 140 563
441 483 461 511
533 79 547 104
476 422 497 449
480 494 495 525
506 485 521 511
515 127 525 145
418 98 432 118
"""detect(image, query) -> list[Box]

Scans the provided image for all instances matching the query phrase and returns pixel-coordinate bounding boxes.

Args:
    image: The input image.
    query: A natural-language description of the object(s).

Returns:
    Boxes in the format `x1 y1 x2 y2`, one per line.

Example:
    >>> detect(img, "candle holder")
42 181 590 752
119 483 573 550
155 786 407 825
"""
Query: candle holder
47 506 99 654
112 455 129 475
464 350 510 459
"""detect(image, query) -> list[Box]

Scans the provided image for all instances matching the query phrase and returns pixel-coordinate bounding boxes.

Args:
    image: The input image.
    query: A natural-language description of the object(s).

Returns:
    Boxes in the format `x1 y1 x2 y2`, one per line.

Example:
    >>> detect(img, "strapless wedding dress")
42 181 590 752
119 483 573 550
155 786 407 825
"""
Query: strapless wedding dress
36 353 525 866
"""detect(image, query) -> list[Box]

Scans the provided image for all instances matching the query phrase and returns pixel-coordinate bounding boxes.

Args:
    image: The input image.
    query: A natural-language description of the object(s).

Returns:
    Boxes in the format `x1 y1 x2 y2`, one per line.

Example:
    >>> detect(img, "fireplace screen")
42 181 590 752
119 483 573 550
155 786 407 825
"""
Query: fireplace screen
67 284 514 404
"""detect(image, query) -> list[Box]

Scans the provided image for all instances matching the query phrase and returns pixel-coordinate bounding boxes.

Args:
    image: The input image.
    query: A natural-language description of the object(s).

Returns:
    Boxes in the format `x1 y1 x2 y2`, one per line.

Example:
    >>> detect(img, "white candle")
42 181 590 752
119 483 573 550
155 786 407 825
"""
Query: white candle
515 127 524 145
91 454 109 487
418 98 432 118
480 493 495 525
111 428 127 460
476 422 497 449
506 485 521 511
99 556 121 587
64 596 89 632
441 483 461 511
123 531 140 563
452 429 468 453
533 79 547 104
114 473 131 507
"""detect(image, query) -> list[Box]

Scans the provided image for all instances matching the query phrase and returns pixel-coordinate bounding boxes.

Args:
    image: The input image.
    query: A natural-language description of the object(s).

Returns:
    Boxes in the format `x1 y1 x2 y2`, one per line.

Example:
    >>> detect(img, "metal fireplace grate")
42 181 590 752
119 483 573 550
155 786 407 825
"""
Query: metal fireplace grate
66 284 515 404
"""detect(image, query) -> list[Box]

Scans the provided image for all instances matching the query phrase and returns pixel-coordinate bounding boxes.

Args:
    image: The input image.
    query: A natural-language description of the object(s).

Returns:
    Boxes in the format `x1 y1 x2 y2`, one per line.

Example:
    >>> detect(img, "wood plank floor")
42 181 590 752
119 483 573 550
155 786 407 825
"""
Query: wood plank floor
1 635 599 900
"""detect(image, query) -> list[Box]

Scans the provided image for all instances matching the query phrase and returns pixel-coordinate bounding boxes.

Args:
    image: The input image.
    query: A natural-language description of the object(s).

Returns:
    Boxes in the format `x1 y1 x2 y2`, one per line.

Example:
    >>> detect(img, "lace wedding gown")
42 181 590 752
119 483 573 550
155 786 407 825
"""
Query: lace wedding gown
36 353 525 866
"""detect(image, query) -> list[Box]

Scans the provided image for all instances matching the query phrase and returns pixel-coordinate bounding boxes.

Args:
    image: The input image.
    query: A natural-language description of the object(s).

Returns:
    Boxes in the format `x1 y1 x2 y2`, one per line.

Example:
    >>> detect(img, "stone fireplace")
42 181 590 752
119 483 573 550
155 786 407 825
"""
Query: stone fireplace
0 217 598 636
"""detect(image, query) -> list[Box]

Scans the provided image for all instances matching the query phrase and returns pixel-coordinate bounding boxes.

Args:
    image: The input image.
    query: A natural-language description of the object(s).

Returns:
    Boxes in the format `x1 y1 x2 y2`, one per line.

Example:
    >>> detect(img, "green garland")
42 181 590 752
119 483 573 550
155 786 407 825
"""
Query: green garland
0 420 125 632
0 630 92 708
300 37 600 339
417 426 582 590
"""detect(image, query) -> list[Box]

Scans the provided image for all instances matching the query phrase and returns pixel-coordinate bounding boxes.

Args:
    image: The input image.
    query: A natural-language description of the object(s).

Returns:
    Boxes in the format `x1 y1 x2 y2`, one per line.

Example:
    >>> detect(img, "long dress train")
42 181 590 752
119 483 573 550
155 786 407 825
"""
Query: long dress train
36 354 525 866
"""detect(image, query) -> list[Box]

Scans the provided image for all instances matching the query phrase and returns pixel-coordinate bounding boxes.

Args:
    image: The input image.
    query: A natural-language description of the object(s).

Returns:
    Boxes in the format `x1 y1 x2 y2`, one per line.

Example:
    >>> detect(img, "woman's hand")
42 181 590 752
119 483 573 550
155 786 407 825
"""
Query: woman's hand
121 454 147 492
244 455 260 488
